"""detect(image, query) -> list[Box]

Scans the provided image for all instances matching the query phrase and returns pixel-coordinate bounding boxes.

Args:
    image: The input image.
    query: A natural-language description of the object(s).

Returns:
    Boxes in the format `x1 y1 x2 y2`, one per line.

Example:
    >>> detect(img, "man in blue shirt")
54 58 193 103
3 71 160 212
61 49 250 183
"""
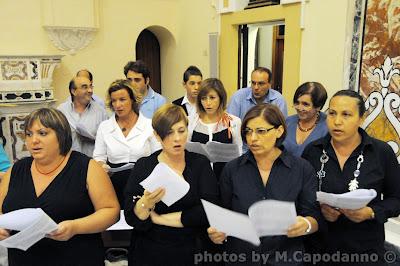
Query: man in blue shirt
227 67 288 121
124 60 166 118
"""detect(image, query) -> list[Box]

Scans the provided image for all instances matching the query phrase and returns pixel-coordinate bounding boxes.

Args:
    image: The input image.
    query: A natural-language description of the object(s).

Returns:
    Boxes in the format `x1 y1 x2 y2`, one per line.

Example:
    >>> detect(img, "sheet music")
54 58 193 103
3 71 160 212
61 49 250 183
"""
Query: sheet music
0 208 58 251
76 123 95 140
317 189 377 210
185 141 240 162
202 199 298 246
108 163 135 173
140 163 190 206
201 200 260 246
248 200 297 236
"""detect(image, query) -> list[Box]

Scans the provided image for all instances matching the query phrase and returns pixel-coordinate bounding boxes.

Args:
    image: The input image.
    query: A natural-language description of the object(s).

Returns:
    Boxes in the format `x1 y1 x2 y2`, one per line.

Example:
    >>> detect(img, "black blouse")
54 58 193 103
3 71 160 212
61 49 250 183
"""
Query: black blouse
302 128 400 259
123 150 219 265
220 149 322 265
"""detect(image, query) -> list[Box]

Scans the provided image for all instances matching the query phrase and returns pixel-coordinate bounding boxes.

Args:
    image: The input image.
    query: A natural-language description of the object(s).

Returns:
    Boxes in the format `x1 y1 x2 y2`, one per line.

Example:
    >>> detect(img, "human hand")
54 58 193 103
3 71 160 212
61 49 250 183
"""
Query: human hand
141 188 165 209
48 220 76 241
287 216 310 238
320 204 341 222
207 227 226 244
340 207 373 223
0 228 10 240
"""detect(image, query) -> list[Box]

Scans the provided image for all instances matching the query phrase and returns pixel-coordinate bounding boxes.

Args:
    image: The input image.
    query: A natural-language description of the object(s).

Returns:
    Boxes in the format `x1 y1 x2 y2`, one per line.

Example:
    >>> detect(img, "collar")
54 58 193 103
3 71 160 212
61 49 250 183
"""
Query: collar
312 127 373 151
245 87 277 104
181 94 191 105
143 86 155 101
108 112 146 133
239 147 292 169
69 98 92 111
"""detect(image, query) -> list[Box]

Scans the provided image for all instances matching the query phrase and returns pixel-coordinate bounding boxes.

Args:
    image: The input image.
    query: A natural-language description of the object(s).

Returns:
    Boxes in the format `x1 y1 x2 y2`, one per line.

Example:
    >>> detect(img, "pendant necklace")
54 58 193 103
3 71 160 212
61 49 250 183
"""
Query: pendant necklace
317 149 364 191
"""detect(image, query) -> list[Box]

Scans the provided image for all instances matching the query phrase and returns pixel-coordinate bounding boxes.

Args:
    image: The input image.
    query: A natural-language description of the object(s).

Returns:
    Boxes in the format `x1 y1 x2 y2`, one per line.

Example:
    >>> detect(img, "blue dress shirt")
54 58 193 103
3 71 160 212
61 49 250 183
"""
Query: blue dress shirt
227 87 288 121
283 112 328 157
140 87 167 119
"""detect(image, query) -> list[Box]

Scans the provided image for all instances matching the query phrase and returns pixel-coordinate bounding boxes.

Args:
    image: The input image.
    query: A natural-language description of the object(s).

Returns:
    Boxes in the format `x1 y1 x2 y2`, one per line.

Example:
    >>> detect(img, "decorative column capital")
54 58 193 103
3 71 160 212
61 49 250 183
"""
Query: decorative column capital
43 26 97 55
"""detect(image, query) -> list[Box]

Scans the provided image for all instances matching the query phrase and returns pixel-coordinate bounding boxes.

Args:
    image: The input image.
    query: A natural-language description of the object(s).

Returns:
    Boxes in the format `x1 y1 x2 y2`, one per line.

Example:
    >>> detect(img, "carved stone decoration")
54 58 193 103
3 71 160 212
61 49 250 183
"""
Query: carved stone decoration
362 57 400 163
43 26 97 55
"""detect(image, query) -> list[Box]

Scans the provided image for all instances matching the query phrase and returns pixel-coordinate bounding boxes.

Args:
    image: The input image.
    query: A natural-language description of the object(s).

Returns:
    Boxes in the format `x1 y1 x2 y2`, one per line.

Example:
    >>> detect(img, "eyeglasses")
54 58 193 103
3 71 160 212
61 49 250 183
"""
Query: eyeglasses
243 127 275 136
250 81 267 87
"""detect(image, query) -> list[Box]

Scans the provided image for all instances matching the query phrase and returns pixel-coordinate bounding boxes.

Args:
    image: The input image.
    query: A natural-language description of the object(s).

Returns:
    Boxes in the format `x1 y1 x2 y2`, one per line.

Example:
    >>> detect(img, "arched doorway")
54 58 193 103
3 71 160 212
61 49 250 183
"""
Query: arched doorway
135 29 161 94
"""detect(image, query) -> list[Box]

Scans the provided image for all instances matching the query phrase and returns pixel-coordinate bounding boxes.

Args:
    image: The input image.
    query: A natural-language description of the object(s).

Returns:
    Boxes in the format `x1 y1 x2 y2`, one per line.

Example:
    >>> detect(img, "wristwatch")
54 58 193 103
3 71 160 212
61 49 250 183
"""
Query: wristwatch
300 217 312 234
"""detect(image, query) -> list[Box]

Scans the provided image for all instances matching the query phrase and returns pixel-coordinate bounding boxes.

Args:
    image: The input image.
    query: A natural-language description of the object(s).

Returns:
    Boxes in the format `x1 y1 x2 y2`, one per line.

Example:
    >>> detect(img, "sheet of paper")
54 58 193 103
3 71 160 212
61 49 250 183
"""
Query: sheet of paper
185 141 240 162
185 142 209 158
109 163 135 173
76 123 95 140
206 141 240 162
201 200 261 246
107 211 133 231
248 200 297 236
140 163 190 206
0 208 44 231
317 189 377 210
0 208 58 251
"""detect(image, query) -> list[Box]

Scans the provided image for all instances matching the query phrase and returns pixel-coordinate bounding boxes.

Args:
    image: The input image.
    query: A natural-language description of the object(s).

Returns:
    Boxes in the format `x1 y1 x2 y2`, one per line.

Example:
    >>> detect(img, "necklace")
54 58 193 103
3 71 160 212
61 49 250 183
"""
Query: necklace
297 113 319 132
317 149 364 191
35 155 66 175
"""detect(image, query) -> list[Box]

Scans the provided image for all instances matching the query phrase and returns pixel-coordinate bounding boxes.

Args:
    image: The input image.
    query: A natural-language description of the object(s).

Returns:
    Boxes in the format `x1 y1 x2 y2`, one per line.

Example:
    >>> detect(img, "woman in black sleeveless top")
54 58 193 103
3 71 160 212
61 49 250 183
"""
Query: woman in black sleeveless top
0 108 119 266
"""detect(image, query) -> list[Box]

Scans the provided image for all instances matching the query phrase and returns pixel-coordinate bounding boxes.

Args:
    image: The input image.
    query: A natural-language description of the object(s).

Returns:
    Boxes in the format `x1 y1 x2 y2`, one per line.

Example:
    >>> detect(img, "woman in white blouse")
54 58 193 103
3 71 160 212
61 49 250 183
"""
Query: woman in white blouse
188 78 242 181
93 79 160 205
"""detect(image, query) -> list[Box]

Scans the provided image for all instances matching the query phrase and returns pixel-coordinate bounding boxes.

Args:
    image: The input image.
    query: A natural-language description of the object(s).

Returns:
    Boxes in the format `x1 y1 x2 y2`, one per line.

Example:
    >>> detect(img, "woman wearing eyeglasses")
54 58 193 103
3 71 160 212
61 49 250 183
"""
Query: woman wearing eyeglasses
208 104 322 265
188 78 242 180
302 90 400 265
283 82 328 157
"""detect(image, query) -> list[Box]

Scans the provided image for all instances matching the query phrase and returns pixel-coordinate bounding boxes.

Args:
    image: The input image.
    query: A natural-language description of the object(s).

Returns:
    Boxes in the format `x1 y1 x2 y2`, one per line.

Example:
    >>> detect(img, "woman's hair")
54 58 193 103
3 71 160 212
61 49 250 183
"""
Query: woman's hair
293 82 328 109
24 108 72 155
152 103 188 140
330 90 366 116
196 78 227 116
241 103 287 147
107 79 139 115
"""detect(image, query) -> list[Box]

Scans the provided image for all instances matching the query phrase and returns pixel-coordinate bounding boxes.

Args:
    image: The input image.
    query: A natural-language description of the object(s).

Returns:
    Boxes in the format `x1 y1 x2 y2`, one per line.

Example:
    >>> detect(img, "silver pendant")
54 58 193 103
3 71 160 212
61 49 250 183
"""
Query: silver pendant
348 178 359 191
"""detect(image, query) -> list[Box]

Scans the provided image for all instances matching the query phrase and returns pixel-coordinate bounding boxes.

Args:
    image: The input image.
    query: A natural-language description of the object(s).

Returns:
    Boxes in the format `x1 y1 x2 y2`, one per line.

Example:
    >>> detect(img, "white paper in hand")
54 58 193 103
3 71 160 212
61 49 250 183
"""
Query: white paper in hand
0 208 58 251
248 200 297 236
317 189 377 210
201 199 261 246
140 163 190 206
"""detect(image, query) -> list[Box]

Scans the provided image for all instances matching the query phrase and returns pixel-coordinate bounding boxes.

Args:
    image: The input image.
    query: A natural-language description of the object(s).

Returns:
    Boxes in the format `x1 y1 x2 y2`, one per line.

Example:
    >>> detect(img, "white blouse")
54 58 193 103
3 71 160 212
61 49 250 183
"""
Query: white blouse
93 113 161 164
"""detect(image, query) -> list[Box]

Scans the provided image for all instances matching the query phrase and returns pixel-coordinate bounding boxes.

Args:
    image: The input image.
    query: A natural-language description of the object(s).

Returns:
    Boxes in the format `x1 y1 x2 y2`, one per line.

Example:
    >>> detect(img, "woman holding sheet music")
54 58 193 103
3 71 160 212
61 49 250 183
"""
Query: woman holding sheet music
188 78 242 180
124 104 219 265
302 90 400 265
0 108 119 266
208 104 321 265
93 79 160 206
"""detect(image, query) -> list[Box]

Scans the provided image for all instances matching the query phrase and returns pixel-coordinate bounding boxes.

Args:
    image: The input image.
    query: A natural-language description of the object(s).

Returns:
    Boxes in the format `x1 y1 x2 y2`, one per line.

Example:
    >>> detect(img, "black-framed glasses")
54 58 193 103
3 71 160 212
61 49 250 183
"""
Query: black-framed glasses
243 127 275 136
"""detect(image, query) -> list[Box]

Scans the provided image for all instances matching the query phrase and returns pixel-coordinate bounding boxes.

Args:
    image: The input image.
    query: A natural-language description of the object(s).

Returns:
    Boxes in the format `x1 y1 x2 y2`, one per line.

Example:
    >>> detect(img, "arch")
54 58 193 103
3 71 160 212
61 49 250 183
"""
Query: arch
135 26 176 99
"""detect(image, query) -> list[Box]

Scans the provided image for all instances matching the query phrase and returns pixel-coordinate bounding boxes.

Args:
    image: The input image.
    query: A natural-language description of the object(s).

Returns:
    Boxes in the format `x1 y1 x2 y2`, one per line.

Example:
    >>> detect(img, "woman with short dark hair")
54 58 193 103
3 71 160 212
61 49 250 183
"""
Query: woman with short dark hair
283 82 328 157
0 108 119 266
208 103 321 266
124 103 219 265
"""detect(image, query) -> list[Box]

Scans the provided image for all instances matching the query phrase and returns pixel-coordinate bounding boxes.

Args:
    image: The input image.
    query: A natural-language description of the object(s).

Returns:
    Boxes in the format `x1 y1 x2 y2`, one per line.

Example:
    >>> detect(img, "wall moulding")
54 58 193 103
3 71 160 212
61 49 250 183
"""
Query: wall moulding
43 26 97 55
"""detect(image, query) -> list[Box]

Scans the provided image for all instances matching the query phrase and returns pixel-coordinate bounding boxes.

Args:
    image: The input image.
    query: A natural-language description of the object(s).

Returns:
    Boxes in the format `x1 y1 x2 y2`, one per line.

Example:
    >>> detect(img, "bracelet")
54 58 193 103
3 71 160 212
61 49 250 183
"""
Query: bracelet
133 195 155 212
300 216 312 234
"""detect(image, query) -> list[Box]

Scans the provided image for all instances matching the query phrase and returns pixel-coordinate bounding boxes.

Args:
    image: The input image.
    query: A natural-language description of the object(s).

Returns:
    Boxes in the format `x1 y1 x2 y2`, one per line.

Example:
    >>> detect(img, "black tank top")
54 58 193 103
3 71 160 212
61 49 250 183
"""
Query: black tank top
2 151 104 266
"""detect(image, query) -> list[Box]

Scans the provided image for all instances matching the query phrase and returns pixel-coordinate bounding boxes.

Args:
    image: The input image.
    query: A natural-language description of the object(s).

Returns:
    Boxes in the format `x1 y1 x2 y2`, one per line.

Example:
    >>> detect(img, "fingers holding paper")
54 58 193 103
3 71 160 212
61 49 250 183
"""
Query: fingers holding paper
48 220 76 241
320 204 341 222
340 207 373 223
207 227 226 244
0 228 10 240
143 188 165 207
